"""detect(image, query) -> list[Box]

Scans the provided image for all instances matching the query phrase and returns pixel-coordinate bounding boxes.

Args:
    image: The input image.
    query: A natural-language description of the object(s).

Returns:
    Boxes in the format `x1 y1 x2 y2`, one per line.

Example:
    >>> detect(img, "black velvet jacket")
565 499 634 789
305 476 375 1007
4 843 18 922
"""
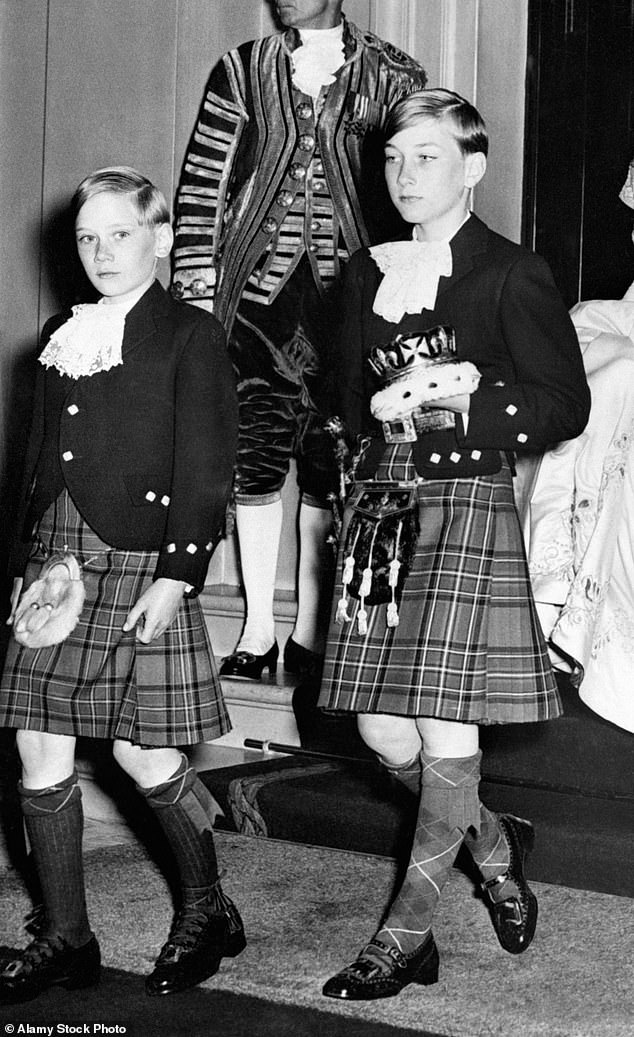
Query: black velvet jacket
12 281 238 593
335 215 591 479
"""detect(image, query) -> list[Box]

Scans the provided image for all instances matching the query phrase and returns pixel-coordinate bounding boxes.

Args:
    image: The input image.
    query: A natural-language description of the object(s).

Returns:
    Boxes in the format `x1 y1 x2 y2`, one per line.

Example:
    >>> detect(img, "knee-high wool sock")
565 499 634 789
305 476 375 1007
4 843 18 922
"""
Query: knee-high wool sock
20 771 92 947
388 751 514 898
138 755 221 908
375 752 482 956
463 803 511 887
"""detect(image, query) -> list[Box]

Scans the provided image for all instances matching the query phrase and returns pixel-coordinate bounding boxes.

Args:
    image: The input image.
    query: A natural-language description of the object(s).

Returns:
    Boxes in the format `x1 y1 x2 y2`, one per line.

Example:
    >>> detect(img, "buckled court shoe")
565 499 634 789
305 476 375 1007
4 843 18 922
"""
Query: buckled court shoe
146 894 246 996
483 813 538 954
219 642 278 681
0 934 101 1005
322 936 439 1001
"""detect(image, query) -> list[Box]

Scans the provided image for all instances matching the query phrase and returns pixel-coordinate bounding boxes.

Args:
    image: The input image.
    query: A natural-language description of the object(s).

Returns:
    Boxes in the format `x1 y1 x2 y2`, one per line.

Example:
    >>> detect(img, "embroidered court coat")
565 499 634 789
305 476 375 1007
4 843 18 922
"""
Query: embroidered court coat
172 19 427 334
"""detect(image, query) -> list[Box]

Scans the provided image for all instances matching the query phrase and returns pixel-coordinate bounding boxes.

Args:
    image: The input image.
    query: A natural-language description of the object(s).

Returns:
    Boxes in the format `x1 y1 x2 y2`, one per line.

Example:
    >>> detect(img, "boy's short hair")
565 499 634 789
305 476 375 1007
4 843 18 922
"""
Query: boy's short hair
384 88 488 157
71 166 170 225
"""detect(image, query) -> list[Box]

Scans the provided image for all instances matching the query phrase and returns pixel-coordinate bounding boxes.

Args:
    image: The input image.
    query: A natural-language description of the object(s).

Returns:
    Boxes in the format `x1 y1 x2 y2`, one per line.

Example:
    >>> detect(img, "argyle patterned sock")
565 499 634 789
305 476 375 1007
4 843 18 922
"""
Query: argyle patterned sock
463 801 511 886
20 770 92 947
138 754 219 893
463 801 522 902
375 752 482 956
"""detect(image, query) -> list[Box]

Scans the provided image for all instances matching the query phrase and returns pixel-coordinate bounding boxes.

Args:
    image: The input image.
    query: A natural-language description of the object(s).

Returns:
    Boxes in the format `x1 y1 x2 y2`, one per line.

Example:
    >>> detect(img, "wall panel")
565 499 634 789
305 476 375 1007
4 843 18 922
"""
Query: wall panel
475 0 528 240
40 0 179 315
0 0 49 587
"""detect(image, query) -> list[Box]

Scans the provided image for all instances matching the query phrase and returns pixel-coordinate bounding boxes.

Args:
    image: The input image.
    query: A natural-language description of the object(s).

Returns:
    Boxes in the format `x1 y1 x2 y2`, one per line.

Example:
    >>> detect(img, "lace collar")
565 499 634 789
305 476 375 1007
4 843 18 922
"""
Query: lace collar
370 217 472 323
39 281 151 380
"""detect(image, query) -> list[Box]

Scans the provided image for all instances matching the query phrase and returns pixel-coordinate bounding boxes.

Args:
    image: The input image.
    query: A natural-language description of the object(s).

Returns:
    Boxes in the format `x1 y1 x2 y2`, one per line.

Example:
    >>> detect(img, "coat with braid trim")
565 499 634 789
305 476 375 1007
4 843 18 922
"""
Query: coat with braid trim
172 18 426 334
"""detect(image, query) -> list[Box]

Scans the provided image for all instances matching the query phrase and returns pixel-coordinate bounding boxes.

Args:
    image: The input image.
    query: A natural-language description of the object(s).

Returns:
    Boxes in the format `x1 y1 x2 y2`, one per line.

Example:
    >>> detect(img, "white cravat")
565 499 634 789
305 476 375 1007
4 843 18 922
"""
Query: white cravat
370 237 453 324
291 24 345 99
39 282 149 380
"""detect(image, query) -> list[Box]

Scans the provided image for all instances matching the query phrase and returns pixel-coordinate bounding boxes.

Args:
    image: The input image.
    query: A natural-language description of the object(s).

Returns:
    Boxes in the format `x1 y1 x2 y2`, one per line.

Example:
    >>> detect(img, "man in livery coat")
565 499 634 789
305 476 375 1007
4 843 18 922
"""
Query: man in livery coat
172 0 427 680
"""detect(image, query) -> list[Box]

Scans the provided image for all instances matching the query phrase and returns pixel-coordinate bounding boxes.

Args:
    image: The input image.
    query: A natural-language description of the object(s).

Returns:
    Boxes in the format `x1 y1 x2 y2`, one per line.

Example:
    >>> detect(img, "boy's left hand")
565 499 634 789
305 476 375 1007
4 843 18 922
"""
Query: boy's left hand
123 578 189 643
426 393 471 414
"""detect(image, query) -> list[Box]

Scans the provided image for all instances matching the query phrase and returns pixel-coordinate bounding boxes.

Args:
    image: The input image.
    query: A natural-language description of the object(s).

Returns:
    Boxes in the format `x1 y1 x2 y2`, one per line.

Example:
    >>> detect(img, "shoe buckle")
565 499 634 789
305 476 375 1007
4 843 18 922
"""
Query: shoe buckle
2 959 25 979
503 899 523 926
367 940 407 970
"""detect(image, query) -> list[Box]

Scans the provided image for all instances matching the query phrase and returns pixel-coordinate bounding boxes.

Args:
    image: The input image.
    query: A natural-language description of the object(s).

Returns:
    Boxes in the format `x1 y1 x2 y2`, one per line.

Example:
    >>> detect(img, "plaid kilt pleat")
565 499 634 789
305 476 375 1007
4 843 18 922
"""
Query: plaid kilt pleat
319 447 561 725
0 492 230 746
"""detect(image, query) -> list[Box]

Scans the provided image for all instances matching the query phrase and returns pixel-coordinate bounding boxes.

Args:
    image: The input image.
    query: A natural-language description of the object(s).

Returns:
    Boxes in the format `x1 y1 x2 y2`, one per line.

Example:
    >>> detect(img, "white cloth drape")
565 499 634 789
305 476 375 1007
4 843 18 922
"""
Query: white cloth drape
519 281 634 731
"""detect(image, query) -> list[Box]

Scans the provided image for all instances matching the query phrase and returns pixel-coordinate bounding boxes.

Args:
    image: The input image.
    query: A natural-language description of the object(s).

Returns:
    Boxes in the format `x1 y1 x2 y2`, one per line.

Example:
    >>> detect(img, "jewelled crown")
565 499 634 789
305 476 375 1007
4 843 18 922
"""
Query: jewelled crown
368 325 456 383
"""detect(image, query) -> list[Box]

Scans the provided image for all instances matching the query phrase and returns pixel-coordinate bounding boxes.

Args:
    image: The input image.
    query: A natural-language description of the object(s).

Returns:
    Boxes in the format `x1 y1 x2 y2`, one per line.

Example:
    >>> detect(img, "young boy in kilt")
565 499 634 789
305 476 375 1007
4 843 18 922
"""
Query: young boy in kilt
0 167 243 1003
318 90 591 1000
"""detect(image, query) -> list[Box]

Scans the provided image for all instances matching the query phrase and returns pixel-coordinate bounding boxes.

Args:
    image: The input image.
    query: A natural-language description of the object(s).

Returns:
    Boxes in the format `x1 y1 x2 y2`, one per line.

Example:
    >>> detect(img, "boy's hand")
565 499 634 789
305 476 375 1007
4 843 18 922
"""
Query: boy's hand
7 577 24 624
426 392 471 414
123 578 189 643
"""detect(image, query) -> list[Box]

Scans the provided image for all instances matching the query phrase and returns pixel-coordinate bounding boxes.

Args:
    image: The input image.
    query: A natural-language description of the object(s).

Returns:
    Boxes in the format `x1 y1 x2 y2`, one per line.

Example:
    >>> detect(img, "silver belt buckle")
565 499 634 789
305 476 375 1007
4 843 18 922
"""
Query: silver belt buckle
382 416 418 443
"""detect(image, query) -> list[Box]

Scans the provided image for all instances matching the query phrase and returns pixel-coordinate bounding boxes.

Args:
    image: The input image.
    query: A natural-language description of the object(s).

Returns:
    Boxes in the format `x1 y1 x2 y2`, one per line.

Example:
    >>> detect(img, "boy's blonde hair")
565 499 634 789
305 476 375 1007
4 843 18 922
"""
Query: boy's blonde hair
72 166 170 225
385 88 488 158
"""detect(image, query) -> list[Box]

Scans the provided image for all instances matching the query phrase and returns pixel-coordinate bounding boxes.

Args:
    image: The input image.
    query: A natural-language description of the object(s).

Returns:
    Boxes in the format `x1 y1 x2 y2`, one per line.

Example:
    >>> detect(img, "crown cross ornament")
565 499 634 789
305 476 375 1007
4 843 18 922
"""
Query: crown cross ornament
368 325 481 442
368 325 456 380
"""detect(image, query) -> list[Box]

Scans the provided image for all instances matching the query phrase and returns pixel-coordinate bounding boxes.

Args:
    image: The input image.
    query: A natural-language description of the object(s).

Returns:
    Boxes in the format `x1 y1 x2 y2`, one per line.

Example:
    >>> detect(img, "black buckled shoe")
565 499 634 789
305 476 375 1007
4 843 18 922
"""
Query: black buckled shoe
483 814 538 954
146 893 246 996
219 642 278 681
0 934 101 1005
322 936 439 1001
283 636 324 678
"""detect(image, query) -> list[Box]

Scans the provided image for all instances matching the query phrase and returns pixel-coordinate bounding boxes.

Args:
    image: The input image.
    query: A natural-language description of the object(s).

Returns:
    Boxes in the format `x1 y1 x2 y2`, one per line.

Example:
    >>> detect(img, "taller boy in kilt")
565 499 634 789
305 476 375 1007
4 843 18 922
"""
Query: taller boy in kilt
319 90 591 1000
0 168 243 1004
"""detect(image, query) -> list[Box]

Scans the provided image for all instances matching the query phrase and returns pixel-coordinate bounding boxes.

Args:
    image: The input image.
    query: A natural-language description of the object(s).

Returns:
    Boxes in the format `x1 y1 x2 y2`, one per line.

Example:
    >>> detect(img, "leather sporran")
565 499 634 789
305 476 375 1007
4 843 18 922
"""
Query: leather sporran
335 481 419 634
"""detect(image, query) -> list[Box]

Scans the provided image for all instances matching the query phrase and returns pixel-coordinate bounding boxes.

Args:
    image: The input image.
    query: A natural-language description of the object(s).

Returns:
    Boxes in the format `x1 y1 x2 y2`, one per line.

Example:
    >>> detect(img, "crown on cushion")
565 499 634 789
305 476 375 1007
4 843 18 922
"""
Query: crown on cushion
368 325 456 383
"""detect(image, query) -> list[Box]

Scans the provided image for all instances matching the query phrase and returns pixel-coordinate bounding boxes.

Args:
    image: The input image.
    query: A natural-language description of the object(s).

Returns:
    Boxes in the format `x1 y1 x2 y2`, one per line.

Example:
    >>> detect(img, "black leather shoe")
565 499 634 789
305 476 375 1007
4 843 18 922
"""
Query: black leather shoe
322 936 439 1001
483 814 538 954
219 641 278 681
146 894 246 996
283 636 324 678
0 934 100 1005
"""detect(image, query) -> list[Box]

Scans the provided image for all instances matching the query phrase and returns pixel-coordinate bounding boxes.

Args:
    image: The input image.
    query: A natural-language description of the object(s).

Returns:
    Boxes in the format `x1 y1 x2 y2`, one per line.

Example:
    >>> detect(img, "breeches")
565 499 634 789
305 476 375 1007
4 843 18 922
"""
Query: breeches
229 261 339 504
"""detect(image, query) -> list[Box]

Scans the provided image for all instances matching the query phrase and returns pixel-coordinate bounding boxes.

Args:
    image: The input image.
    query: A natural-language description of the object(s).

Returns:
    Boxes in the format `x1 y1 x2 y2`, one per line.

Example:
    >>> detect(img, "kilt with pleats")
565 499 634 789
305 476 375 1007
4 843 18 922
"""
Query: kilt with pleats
0 491 230 746
318 445 561 725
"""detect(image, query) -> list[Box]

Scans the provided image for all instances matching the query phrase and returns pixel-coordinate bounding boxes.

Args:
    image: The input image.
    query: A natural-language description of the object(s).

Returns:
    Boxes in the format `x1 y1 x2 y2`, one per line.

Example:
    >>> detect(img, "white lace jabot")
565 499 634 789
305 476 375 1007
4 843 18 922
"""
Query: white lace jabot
291 24 345 99
370 237 453 324
39 281 153 380
39 299 128 380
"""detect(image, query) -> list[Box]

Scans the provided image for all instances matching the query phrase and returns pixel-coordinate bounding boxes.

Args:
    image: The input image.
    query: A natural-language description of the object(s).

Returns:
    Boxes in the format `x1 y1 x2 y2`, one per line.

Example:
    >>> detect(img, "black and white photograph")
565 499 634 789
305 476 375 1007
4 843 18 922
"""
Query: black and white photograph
0 2 632 1035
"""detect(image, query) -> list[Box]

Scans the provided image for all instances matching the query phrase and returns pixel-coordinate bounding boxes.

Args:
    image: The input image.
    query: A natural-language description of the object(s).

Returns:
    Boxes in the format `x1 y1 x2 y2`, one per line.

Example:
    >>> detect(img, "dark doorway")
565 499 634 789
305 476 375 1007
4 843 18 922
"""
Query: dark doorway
523 0 634 307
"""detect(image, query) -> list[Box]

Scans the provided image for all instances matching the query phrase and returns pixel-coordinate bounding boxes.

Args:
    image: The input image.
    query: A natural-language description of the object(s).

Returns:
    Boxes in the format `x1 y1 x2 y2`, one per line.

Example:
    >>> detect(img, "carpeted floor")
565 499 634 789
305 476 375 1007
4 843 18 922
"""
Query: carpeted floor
1 832 632 1037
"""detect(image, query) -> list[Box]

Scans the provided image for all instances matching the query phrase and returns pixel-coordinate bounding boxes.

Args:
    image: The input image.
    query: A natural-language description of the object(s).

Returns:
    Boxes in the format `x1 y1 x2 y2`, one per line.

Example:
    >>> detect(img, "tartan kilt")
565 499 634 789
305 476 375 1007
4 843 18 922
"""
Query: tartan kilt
318 446 561 725
0 491 230 746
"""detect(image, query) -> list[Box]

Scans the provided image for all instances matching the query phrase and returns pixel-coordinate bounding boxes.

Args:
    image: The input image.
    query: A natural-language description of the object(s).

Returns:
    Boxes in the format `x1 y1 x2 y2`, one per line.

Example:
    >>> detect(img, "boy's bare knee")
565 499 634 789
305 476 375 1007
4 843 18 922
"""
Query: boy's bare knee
113 739 182 787
357 713 421 766
16 729 76 787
